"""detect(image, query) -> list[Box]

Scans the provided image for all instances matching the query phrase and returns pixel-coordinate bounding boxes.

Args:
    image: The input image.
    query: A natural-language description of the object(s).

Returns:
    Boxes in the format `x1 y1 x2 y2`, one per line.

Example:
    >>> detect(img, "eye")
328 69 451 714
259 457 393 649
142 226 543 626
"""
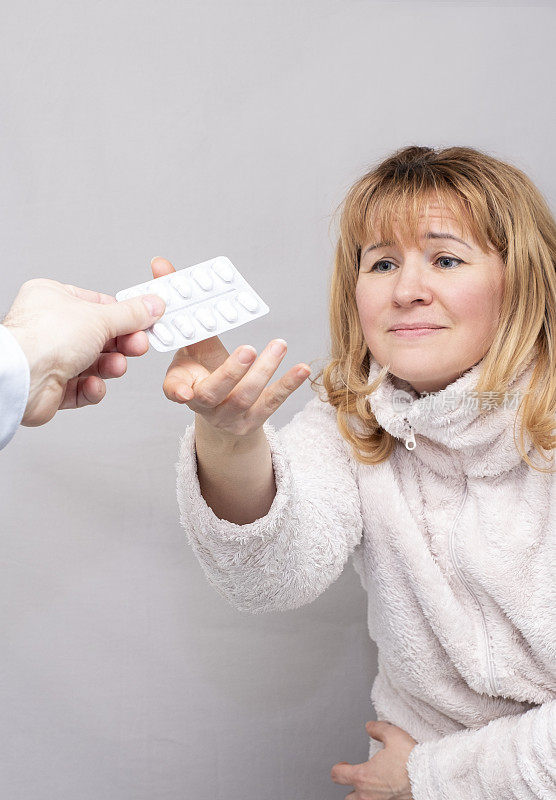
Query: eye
368 256 464 273
436 256 463 269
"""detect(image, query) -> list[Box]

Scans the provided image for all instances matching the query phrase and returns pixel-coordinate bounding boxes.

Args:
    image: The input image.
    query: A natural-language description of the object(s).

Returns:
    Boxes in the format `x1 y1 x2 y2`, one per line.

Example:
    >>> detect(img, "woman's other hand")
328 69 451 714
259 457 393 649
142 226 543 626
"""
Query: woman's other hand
330 720 417 800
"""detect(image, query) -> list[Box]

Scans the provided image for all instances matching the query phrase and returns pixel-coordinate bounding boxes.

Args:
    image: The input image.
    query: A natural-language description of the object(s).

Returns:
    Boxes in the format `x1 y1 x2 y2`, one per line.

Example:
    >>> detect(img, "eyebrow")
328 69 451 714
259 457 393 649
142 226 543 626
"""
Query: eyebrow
362 232 472 257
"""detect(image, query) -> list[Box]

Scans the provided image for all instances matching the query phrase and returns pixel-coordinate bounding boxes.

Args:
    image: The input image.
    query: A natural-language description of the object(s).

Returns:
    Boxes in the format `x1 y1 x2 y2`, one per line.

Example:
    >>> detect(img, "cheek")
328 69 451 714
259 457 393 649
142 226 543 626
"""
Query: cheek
449 281 501 329
355 283 379 326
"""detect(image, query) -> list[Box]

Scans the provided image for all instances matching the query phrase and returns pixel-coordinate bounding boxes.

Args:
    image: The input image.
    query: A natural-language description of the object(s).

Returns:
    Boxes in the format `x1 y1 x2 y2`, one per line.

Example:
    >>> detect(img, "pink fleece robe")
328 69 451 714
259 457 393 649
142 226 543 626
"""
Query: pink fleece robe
175 353 555 799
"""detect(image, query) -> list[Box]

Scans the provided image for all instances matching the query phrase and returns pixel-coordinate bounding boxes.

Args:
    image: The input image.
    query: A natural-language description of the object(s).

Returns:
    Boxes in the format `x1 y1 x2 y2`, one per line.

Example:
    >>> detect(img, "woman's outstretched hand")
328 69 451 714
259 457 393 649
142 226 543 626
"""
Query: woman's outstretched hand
330 720 417 800
150 256 311 438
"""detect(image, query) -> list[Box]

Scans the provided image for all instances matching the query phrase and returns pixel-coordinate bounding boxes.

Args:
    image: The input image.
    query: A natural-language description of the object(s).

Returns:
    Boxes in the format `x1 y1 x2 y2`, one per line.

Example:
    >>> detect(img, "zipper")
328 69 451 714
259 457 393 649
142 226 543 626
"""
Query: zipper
402 419 416 450
448 481 499 696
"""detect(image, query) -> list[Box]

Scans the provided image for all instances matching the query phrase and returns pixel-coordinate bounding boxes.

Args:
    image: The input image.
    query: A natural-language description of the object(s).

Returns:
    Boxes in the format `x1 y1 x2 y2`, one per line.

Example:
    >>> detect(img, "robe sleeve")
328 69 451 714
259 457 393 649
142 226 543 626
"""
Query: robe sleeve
175 391 364 613
407 699 556 800
0 324 30 450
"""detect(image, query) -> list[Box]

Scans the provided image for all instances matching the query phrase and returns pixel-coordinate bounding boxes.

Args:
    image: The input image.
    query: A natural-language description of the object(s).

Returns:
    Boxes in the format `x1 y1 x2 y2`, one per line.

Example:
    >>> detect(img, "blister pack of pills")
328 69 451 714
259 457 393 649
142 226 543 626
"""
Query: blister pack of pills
115 256 270 352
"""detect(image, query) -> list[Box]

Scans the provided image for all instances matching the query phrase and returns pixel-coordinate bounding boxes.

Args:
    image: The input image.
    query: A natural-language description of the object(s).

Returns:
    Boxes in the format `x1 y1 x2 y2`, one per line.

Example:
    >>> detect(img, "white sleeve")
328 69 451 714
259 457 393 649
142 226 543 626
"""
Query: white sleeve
0 325 30 450
407 700 556 800
175 392 364 613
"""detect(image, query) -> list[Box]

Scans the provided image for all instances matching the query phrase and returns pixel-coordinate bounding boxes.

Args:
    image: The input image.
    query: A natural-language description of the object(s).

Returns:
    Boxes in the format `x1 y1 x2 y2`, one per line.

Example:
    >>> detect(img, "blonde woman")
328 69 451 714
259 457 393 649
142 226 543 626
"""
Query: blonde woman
153 145 555 800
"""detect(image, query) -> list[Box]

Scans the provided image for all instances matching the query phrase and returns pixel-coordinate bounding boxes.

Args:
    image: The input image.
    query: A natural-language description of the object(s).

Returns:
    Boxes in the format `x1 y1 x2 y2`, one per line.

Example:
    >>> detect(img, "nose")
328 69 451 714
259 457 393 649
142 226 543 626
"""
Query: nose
390 257 433 307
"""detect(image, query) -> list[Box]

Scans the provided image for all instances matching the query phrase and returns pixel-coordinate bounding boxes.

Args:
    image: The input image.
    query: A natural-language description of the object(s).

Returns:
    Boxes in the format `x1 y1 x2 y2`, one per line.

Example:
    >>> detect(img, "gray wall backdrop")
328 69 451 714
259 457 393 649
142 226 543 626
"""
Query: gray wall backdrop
1 1 555 798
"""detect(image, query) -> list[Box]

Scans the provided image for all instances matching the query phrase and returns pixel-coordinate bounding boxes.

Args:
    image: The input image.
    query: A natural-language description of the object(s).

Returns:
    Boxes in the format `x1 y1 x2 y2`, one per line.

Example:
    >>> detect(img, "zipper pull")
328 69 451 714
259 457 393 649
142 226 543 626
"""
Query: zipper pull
404 421 416 450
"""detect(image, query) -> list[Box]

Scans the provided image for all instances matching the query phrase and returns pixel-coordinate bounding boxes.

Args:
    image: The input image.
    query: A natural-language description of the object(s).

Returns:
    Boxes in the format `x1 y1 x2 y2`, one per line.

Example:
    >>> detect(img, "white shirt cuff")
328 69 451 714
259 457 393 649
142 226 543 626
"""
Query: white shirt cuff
0 324 30 450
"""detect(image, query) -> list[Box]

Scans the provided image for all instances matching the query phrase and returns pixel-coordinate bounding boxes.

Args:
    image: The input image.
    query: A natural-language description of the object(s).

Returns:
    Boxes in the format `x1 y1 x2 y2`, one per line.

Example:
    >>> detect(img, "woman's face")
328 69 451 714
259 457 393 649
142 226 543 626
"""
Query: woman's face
355 204 505 394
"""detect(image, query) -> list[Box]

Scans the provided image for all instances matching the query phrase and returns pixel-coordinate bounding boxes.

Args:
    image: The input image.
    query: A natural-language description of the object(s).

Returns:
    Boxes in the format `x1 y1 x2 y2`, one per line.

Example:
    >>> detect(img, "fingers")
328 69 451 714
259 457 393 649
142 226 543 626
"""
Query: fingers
107 257 175 354
330 762 357 786
162 337 230 401
114 330 149 356
186 335 231 372
58 375 106 409
103 293 166 339
213 339 310 426
177 343 261 408
163 349 209 403
201 339 289 411
150 256 176 279
240 361 311 429
77 376 106 407
164 336 311 437
164 365 198 403
365 720 394 744
81 352 127 380
63 284 116 305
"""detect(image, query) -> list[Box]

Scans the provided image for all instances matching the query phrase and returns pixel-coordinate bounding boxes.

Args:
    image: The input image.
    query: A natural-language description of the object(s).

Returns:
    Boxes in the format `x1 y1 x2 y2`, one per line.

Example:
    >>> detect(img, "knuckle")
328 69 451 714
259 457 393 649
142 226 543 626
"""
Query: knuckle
264 391 283 412
221 363 241 383
281 374 297 393
229 391 252 411
194 386 219 407
21 278 42 293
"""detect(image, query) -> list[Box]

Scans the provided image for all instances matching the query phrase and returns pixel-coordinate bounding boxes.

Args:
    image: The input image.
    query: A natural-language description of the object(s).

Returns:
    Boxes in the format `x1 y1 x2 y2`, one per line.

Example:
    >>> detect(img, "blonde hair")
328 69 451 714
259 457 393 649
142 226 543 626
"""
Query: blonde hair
309 145 556 473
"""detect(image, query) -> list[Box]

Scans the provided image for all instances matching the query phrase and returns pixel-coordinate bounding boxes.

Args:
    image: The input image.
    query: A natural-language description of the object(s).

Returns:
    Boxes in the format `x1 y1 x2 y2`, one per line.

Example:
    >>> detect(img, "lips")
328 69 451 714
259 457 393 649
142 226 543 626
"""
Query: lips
390 327 446 339
389 324 445 331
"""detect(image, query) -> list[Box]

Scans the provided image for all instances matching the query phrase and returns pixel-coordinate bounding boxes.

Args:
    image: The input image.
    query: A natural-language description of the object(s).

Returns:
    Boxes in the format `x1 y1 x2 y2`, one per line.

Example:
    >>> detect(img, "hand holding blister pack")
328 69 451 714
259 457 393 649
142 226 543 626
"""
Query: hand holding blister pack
116 256 269 352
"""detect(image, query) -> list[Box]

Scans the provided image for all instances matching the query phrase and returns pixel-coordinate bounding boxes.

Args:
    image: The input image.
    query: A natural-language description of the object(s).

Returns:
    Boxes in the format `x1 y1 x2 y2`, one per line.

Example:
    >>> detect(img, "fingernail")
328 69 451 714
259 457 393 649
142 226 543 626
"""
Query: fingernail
143 295 165 316
238 346 256 364
271 339 287 356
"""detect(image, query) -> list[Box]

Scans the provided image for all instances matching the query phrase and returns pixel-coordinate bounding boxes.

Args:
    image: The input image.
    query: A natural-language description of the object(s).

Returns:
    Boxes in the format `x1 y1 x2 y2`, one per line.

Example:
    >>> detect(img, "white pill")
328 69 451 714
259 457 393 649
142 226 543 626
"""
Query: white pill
152 322 174 346
173 275 193 299
215 299 238 323
237 291 259 313
194 306 217 331
212 260 235 283
172 313 195 339
192 267 213 292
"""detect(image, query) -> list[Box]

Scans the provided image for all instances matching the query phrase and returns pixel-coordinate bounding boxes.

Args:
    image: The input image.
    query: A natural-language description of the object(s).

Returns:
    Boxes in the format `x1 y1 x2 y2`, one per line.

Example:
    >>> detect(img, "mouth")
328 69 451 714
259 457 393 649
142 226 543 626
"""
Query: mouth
389 327 446 338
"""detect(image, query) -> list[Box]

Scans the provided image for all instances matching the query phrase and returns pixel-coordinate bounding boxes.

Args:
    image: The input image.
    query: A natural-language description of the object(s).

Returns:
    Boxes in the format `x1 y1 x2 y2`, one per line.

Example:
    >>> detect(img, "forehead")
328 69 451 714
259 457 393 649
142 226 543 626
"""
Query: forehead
366 203 473 246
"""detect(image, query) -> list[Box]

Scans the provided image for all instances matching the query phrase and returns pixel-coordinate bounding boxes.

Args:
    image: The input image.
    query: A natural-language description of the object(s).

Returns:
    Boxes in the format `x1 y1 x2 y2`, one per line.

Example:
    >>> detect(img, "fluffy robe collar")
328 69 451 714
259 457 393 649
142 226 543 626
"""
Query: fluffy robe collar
365 353 538 479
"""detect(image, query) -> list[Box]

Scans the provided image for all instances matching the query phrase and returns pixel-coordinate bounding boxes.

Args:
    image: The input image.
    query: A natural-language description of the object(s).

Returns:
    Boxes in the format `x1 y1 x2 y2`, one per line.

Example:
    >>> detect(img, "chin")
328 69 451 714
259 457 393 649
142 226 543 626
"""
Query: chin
388 366 452 395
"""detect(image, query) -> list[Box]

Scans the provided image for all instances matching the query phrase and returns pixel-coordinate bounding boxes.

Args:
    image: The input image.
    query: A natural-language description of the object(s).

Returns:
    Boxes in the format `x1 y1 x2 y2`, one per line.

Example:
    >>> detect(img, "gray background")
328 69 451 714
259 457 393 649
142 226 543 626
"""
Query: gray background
1 1 555 798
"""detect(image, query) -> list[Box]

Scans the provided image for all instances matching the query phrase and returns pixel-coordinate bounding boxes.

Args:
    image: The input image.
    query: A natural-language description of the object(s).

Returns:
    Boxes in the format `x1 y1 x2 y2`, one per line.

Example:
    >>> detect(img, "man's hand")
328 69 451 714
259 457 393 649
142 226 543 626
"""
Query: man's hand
330 720 417 800
2 277 166 426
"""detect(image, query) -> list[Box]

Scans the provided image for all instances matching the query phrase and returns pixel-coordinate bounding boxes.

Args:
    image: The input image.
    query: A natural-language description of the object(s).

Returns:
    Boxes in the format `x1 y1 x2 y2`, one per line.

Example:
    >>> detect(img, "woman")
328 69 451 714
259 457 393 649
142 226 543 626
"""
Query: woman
153 145 555 799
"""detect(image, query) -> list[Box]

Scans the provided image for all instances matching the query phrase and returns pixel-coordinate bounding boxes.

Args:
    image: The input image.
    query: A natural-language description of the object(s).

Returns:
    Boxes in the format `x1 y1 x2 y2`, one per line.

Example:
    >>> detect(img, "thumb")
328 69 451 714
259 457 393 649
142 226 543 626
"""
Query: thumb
365 720 392 743
103 294 166 338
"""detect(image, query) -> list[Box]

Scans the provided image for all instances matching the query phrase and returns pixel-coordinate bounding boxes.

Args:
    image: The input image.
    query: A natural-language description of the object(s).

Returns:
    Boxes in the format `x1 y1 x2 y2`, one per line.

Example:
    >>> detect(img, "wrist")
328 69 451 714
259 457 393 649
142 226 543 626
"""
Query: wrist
2 321 62 425
194 413 266 455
